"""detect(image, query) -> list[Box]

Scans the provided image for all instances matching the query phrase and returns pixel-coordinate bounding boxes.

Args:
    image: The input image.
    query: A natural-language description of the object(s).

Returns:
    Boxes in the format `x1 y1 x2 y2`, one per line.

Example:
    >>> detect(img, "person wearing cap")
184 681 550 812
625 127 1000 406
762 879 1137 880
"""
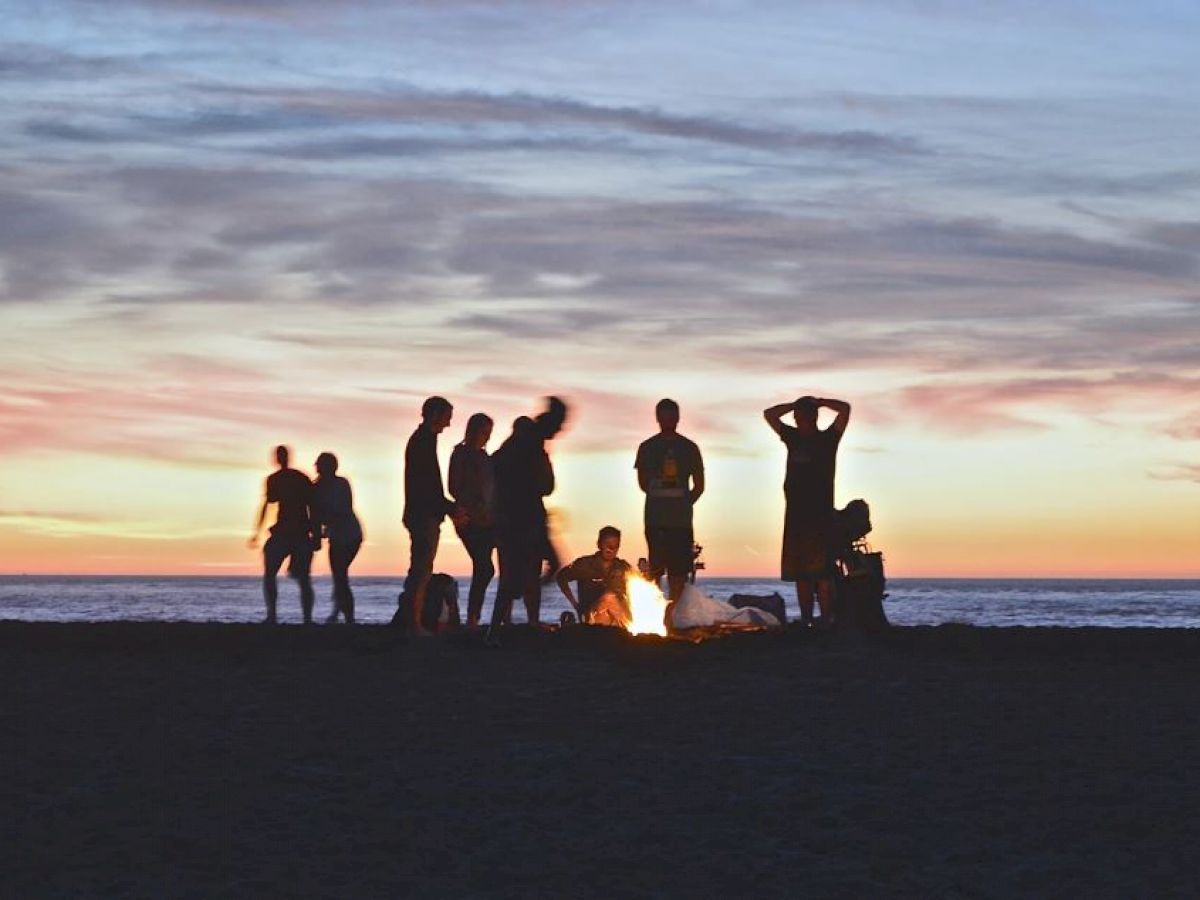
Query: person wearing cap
764 395 851 627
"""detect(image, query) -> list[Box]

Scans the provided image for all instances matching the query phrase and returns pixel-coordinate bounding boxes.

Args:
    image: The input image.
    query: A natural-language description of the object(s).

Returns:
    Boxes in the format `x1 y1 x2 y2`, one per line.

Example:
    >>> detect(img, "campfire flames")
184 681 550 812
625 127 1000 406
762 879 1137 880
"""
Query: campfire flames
624 574 670 637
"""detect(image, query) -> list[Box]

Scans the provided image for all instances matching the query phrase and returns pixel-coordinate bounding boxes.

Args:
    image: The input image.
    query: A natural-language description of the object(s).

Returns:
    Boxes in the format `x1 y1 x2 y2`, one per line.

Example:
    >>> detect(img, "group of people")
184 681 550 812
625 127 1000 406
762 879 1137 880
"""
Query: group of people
248 392 851 632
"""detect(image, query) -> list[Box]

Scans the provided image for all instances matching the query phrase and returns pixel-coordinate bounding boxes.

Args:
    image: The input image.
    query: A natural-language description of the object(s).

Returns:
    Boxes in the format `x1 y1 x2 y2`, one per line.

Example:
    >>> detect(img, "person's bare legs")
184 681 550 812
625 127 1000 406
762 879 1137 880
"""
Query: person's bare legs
815 576 836 626
795 578 815 626
261 535 288 624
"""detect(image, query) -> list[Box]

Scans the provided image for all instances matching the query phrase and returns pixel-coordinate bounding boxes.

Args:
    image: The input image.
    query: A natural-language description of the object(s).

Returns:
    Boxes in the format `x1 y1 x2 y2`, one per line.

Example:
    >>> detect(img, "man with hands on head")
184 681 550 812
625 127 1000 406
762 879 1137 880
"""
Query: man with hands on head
764 395 851 628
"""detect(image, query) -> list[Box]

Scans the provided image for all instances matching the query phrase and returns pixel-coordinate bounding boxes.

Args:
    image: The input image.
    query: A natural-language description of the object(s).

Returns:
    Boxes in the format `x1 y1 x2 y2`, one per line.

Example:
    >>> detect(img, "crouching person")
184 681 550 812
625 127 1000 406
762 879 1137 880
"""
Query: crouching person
556 526 633 628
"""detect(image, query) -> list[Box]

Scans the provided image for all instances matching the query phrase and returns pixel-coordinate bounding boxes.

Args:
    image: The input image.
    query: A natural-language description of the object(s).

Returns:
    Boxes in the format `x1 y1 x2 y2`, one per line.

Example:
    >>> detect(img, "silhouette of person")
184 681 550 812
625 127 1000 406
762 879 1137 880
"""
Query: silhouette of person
312 451 363 625
487 398 568 642
764 395 851 627
449 412 496 628
555 525 633 628
635 398 705 607
248 444 318 624
400 396 461 636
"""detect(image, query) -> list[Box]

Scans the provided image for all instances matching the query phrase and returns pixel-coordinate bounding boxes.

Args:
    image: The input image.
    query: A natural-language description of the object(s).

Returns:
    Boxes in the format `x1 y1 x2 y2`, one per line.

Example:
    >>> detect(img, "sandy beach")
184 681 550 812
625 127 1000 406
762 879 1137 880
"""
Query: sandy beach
5 622 1199 898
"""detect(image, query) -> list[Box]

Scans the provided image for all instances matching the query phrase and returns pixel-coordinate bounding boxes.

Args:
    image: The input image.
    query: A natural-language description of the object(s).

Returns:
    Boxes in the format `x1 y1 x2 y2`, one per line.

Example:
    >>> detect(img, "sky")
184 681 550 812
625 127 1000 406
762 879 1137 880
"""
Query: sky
1 0 1198 578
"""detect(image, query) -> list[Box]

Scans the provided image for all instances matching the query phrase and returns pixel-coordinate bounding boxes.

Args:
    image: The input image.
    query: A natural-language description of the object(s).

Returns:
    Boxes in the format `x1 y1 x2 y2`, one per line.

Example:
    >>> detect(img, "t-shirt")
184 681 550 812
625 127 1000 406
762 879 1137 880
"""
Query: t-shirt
560 553 632 616
403 425 453 527
780 425 841 514
634 433 703 529
266 468 314 539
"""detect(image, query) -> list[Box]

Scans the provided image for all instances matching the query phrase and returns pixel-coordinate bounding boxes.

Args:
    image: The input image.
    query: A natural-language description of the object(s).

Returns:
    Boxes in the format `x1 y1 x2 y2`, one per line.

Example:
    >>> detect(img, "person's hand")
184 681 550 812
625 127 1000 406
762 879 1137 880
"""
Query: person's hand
246 536 259 550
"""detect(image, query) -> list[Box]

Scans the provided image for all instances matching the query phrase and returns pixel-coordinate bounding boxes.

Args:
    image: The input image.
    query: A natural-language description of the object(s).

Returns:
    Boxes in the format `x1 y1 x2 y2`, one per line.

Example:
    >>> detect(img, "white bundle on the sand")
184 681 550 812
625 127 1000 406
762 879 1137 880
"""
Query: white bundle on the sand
669 584 781 630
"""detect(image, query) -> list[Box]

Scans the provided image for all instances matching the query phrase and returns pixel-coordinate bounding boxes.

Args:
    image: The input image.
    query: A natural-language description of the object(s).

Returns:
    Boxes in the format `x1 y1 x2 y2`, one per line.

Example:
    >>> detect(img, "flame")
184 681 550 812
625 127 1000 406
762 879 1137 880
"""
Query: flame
624 573 670 637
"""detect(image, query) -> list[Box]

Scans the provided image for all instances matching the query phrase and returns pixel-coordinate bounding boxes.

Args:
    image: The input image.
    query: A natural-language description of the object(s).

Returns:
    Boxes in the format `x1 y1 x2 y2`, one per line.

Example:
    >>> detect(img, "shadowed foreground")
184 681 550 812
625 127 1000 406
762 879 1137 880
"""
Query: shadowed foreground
5 623 1199 898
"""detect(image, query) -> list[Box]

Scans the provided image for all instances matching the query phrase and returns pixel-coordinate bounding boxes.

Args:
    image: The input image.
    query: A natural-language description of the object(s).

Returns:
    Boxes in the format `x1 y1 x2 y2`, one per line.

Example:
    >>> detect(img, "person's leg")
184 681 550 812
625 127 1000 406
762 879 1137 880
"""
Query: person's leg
664 527 692 605
342 541 359 624
460 526 495 627
261 535 289 623
815 575 836 626
403 522 439 635
521 545 542 626
795 578 815 625
291 539 315 624
645 528 666 592
328 542 357 624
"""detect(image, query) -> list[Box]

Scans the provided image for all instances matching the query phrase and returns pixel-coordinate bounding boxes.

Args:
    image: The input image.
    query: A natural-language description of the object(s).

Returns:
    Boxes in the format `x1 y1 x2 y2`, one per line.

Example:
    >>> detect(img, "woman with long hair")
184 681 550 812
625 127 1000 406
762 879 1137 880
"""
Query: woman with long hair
312 451 364 624
448 412 496 627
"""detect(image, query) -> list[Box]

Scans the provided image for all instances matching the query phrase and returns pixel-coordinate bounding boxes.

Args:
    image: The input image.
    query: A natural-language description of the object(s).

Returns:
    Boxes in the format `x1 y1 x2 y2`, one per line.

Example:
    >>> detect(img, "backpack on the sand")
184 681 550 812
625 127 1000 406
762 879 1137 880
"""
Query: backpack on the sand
832 500 889 630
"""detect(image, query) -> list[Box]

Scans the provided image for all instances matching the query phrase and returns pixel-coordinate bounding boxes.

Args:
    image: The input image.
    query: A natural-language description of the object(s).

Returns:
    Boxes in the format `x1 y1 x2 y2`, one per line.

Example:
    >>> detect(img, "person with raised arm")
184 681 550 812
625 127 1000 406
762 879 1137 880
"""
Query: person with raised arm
248 444 319 625
763 395 851 627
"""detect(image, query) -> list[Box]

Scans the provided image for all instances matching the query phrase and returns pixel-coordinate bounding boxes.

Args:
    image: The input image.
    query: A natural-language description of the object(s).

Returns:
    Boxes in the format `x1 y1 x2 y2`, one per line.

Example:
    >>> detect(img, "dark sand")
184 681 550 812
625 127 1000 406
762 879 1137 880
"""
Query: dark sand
5 622 1199 898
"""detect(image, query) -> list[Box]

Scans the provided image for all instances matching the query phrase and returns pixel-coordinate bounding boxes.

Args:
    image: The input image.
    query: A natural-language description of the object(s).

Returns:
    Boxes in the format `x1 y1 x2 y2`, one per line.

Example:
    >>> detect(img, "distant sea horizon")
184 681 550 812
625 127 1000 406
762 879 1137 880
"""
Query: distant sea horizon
2 575 1198 629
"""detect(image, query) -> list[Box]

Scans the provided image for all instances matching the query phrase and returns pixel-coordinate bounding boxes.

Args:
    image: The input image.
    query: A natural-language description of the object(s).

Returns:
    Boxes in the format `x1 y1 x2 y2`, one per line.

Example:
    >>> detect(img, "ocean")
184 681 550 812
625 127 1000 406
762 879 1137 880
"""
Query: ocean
1 576 1198 628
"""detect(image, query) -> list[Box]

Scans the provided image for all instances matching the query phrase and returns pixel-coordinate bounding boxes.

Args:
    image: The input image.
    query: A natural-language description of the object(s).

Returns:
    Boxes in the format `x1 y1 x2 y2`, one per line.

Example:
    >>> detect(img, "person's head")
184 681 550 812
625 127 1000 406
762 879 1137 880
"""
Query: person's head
315 451 338 479
793 396 819 432
463 412 493 449
597 525 621 561
655 398 680 433
274 444 290 468
421 396 453 433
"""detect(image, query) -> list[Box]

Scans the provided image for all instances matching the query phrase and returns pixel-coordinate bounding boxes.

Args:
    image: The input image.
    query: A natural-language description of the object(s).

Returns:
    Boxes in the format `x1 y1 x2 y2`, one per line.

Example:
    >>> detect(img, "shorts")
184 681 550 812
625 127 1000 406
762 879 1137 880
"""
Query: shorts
646 526 694 579
403 519 441 594
264 532 313 578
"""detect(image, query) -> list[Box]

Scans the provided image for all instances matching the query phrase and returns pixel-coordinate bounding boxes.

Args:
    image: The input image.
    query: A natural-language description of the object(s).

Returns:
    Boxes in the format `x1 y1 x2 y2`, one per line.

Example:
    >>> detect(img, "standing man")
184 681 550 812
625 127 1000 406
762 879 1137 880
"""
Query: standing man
634 398 705 607
763 395 851 627
248 445 318 625
400 396 459 636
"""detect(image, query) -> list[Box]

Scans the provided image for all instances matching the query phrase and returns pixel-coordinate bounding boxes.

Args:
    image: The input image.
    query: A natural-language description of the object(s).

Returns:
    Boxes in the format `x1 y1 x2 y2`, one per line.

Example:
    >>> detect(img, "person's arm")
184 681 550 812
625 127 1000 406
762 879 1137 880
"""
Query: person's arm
763 403 793 437
819 398 851 435
635 444 651 494
248 497 268 549
555 563 579 611
690 446 705 505
305 480 321 549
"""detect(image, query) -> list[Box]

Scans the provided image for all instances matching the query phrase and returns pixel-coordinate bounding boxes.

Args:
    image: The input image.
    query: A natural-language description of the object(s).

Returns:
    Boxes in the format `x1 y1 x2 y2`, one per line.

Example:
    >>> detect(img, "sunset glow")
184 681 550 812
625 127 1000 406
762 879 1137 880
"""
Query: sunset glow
1 2 1197 578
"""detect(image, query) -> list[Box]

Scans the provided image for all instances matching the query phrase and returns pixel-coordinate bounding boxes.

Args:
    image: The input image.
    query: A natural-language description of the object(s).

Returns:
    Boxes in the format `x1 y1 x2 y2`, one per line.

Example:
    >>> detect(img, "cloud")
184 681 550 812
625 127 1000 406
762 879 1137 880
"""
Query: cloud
1148 463 1200 484
882 373 1200 435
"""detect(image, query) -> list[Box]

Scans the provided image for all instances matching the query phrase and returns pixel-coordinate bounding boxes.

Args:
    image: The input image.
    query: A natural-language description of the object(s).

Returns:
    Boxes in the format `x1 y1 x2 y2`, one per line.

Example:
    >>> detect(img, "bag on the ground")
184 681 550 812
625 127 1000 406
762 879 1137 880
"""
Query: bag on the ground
835 547 888 630
670 585 781 631
728 592 787 625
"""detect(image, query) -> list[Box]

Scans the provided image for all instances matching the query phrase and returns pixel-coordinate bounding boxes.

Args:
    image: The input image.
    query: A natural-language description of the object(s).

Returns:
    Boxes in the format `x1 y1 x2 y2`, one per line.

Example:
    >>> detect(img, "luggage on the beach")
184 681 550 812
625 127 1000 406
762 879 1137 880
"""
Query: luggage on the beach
728 592 787 625
835 546 888 630
670 584 781 632
827 498 889 631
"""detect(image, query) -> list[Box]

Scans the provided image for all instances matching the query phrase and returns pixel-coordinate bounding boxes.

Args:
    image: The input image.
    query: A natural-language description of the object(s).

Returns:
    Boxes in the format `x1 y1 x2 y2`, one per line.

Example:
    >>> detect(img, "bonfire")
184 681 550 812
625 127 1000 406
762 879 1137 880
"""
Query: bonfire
623 573 670 637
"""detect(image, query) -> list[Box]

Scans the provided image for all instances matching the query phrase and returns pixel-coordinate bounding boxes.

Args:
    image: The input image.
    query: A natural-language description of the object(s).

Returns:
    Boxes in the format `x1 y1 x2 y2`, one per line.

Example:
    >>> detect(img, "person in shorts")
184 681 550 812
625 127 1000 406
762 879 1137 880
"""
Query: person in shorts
248 445 318 624
634 398 704 606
